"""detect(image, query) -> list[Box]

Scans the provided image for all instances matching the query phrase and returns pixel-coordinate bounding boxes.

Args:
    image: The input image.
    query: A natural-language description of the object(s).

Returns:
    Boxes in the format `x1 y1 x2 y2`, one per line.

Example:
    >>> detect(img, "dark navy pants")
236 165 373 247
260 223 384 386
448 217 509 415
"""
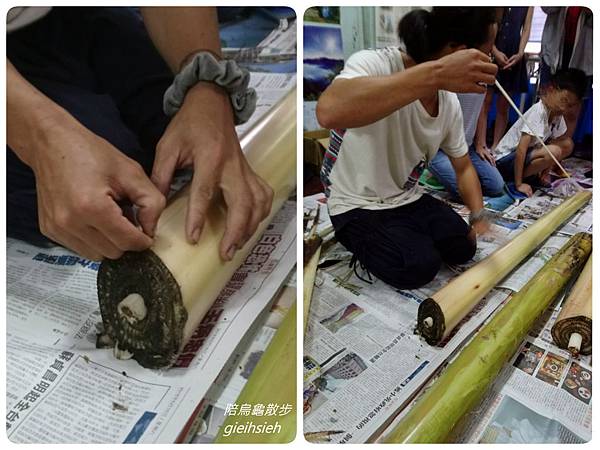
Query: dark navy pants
330 194 476 289
7 7 173 245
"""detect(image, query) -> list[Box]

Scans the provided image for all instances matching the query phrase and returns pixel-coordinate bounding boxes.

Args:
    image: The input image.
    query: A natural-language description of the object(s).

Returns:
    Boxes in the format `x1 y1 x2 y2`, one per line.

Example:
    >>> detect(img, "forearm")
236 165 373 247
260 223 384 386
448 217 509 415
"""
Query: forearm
456 160 484 214
140 7 221 72
513 146 527 185
7 60 74 168
316 61 440 129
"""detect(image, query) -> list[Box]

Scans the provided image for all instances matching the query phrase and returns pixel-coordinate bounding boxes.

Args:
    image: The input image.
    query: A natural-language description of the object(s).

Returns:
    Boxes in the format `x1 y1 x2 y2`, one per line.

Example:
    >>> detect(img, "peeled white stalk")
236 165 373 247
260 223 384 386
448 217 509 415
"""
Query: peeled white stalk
97 89 296 368
417 191 591 345
551 253 592 355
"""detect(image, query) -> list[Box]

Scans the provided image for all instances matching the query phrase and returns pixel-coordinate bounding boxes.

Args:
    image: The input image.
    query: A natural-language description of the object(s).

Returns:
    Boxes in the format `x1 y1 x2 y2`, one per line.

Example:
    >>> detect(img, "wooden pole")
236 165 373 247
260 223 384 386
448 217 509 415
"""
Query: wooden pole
418 191 591 345
552 253 592 355
385 233 591 443
97 89 296 368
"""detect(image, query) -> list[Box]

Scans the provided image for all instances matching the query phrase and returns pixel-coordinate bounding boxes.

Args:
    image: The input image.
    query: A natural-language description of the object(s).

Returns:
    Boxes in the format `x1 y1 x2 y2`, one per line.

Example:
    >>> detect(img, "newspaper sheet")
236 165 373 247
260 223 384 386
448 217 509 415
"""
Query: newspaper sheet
496 235 570 292
223 17 296 62
302 216 518 444
302 175 592 444
257 17 297 58
456 301 592 443
6 201 296 444
236 72 297 137
503 191 593 236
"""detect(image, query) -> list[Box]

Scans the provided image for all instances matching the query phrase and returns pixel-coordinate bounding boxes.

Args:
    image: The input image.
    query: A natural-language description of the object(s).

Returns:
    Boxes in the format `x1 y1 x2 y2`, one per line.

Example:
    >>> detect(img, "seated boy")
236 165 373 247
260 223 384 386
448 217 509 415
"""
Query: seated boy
494 68 587 197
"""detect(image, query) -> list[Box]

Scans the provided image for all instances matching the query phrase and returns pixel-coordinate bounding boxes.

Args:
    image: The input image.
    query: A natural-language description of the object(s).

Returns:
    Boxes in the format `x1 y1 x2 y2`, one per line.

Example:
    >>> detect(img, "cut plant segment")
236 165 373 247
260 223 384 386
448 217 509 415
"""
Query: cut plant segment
215 302 296 443
386 232 592 443
418 190 591 345
97 90 297 369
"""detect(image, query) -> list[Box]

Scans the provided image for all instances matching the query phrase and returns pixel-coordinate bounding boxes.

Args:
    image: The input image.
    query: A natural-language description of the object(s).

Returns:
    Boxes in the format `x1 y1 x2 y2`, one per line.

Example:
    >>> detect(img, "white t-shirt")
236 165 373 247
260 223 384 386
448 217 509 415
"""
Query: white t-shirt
327 47 468 216
494 100 568 160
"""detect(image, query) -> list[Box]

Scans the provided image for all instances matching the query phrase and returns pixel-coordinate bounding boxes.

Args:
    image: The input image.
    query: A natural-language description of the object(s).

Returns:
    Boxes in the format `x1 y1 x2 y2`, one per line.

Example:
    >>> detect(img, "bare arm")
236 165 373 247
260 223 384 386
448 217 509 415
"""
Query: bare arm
317 63 439 129
7 60 67 167
450 153 484 215
504 9 534 70
140 7 274 261
140 7 221 71
450 153 489 237
7 59 164 260
317 49 497 129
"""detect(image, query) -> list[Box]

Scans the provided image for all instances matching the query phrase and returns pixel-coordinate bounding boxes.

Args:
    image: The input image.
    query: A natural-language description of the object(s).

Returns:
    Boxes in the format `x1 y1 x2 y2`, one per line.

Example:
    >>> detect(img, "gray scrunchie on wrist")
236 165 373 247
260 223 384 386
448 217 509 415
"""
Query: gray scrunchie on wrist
163 52 257 125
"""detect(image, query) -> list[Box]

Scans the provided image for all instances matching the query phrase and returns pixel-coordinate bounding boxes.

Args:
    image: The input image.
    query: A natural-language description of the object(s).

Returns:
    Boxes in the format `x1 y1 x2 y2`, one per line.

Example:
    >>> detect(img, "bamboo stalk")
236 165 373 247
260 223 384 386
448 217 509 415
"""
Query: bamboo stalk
215 302 296 443
418 190 591 345
552 253 592 355
303 245 321 334
386 233 591 443
97 89 296 368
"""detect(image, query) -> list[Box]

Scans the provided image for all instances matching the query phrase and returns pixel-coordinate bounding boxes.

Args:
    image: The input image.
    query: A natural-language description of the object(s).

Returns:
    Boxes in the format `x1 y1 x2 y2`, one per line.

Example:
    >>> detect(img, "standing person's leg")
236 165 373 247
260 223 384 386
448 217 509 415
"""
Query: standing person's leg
419 194 476 266
331 202 443 289
475 87 494 151
492 94 510 149
428 148 504 199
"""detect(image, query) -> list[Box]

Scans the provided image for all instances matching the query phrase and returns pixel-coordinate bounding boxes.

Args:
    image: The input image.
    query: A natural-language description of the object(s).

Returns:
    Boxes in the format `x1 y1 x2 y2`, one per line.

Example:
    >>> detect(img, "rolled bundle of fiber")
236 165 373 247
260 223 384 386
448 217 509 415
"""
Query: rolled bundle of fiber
551 253 592 356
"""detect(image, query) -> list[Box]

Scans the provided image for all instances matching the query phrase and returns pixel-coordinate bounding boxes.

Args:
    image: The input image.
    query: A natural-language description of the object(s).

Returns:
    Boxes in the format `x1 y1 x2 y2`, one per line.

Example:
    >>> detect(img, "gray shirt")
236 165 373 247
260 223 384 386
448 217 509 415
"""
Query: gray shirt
541 7 593 76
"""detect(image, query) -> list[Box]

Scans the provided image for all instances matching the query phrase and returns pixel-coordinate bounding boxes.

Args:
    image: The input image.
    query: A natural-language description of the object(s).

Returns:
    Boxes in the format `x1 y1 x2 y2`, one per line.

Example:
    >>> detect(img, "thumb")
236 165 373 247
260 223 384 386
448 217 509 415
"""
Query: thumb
151 148 179 197
121 170 167 237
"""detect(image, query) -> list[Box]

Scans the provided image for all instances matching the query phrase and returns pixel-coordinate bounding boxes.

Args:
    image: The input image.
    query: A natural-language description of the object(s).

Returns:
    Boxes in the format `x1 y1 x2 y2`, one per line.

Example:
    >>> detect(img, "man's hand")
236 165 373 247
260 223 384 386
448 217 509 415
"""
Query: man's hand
152 82 274 261
467 218 492 246
32 121 166 261
436 49 498 94
516 182 533 197
475 144 496 166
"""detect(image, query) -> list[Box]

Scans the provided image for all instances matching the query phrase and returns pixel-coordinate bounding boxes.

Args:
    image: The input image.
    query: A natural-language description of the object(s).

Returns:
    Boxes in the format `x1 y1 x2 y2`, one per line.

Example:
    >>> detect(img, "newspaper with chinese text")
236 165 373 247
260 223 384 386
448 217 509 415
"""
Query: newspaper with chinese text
6 199 295 443
303 181 592 443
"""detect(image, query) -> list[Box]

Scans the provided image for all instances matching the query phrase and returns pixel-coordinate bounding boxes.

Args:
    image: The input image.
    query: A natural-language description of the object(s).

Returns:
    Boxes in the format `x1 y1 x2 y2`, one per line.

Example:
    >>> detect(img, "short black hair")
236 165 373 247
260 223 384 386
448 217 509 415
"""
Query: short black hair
398 7 497 63
550 68 588 99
